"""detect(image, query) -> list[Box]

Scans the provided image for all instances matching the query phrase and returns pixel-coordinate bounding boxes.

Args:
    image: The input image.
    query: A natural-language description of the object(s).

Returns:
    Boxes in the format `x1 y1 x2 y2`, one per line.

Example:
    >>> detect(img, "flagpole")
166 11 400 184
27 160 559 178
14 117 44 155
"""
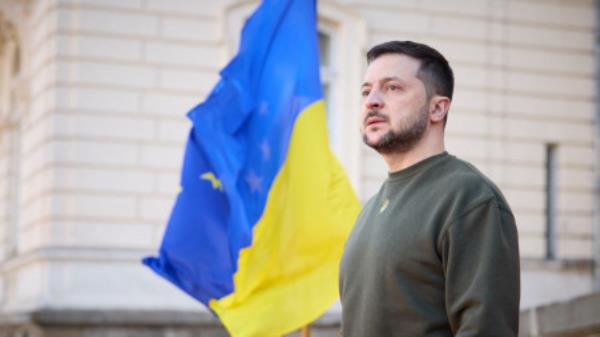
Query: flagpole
301 325 311 337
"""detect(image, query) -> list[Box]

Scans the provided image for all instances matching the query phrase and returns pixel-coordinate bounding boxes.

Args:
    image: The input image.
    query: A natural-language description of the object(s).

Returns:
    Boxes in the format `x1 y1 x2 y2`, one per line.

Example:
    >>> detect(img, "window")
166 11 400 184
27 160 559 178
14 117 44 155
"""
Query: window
545 143 557 260
318 29 335 147
315 6 366 193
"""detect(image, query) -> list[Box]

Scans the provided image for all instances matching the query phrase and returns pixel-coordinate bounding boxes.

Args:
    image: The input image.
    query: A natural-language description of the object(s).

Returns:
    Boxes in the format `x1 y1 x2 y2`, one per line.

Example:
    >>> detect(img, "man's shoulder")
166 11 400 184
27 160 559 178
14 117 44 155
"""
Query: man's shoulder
441 156 492 186
428 155 516 245
433 155 511 211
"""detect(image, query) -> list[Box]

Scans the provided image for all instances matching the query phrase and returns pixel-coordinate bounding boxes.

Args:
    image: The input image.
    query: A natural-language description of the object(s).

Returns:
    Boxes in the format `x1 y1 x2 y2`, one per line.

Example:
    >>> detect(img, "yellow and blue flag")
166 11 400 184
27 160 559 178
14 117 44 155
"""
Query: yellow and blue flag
143 0 360 336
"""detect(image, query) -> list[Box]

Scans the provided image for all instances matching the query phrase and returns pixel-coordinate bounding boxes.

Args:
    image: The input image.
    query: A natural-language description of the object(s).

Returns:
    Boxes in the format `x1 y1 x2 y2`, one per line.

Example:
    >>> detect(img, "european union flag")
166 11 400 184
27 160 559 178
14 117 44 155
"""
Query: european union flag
143 0 360 336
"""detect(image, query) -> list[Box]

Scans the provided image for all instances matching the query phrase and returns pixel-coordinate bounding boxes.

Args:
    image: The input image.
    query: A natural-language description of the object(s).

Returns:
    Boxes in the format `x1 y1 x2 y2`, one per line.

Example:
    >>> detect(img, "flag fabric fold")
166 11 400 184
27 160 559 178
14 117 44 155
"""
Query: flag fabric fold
143 0 360 336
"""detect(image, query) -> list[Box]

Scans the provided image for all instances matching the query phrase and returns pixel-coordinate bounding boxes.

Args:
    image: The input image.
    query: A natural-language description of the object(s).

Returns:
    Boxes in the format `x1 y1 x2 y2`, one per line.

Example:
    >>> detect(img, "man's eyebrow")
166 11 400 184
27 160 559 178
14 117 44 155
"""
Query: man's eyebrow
361 76 405 88
380 76 405 84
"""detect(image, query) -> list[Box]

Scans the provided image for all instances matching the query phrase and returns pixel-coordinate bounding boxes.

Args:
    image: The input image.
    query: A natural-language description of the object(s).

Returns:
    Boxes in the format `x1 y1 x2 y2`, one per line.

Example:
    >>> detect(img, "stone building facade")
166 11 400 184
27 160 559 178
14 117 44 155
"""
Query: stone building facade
0 0 597 336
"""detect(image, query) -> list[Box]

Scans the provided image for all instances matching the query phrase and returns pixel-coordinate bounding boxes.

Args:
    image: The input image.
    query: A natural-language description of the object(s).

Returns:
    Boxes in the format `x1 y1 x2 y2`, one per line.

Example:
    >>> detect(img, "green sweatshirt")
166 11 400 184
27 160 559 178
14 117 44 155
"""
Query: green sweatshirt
339 152 520 337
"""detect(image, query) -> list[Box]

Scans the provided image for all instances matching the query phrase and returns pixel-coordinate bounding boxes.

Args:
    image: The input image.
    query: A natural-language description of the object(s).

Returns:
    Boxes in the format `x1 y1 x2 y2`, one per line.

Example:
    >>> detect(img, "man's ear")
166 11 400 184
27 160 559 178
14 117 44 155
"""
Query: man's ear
429 96 451 123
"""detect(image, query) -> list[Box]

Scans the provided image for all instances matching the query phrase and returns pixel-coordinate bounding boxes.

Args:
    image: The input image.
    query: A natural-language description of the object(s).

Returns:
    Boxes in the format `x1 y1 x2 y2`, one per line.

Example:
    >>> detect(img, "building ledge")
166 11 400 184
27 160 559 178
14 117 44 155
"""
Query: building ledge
2 292 599 337
0 308 342 327
521 258 595 273
520 291 600 337
0 309 219 327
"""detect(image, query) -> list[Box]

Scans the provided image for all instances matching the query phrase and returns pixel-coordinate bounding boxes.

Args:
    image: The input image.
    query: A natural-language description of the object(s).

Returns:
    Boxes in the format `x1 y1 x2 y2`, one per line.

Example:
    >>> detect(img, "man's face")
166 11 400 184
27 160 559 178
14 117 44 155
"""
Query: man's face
360 53 430 154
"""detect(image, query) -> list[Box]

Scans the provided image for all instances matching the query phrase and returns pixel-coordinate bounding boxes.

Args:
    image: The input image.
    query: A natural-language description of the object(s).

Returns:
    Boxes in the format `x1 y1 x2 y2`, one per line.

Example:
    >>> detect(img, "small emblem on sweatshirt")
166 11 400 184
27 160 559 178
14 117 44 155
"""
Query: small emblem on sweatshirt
379 198 389 213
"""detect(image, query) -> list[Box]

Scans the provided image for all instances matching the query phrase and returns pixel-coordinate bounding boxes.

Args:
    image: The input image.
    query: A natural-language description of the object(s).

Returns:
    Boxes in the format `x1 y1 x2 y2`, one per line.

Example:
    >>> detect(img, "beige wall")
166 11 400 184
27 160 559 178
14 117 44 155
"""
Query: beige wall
0 0 596 312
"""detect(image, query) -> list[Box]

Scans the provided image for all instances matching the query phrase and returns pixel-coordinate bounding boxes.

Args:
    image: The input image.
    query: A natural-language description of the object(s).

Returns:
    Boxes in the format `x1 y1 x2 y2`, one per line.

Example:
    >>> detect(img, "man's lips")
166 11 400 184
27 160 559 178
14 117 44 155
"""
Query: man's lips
365 116 387 127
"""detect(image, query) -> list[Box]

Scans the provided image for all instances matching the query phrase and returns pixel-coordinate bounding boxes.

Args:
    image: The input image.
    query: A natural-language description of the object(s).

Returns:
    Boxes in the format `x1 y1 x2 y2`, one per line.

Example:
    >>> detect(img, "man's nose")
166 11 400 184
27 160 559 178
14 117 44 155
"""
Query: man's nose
365 91 384 110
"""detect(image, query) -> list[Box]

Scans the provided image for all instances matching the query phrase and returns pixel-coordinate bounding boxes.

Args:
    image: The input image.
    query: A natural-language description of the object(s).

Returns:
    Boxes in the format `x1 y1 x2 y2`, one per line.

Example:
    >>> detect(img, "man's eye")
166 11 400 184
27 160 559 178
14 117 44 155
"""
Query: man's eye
361 90 370 97
387 84 399 91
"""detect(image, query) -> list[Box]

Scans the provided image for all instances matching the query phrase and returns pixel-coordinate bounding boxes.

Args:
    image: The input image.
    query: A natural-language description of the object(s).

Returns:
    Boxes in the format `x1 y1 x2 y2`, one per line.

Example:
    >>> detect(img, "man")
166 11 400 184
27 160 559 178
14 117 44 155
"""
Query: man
339 41 520 336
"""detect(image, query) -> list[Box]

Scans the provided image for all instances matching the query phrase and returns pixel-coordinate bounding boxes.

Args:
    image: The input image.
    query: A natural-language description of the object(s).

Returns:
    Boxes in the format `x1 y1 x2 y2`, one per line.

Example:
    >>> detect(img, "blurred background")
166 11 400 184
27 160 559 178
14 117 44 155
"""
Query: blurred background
0 0 598 336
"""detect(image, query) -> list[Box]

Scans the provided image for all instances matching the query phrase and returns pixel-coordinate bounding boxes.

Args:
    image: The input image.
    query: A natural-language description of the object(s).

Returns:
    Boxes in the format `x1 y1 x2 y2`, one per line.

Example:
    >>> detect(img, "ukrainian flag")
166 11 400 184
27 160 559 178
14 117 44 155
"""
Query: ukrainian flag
142 0 360 336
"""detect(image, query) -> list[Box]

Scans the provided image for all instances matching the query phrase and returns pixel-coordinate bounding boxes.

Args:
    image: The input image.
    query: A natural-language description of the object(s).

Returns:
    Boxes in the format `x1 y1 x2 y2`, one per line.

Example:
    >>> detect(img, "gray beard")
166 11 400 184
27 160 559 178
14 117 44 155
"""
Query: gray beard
363 107 429 155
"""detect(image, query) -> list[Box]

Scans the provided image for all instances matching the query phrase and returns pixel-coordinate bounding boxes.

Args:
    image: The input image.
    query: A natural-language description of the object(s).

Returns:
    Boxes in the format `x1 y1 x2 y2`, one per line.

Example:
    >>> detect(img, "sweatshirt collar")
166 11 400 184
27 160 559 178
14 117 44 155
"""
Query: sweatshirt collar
387 151 450 182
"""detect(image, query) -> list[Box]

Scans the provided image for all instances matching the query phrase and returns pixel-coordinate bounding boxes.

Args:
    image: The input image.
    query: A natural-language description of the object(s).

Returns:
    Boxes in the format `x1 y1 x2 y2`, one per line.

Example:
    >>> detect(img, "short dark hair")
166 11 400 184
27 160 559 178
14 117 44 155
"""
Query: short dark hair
366 41 454 101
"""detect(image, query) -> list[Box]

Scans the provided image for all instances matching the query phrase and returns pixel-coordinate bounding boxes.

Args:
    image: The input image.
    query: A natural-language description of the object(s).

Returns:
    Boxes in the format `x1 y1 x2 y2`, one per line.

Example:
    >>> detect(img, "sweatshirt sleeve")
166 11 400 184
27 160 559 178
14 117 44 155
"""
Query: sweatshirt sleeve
439 197 520 337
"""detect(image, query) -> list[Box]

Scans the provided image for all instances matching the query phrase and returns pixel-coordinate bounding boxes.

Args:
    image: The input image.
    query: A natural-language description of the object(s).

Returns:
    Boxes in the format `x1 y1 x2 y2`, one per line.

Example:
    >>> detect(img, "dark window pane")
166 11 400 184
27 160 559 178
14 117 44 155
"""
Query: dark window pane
318 31 330 67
